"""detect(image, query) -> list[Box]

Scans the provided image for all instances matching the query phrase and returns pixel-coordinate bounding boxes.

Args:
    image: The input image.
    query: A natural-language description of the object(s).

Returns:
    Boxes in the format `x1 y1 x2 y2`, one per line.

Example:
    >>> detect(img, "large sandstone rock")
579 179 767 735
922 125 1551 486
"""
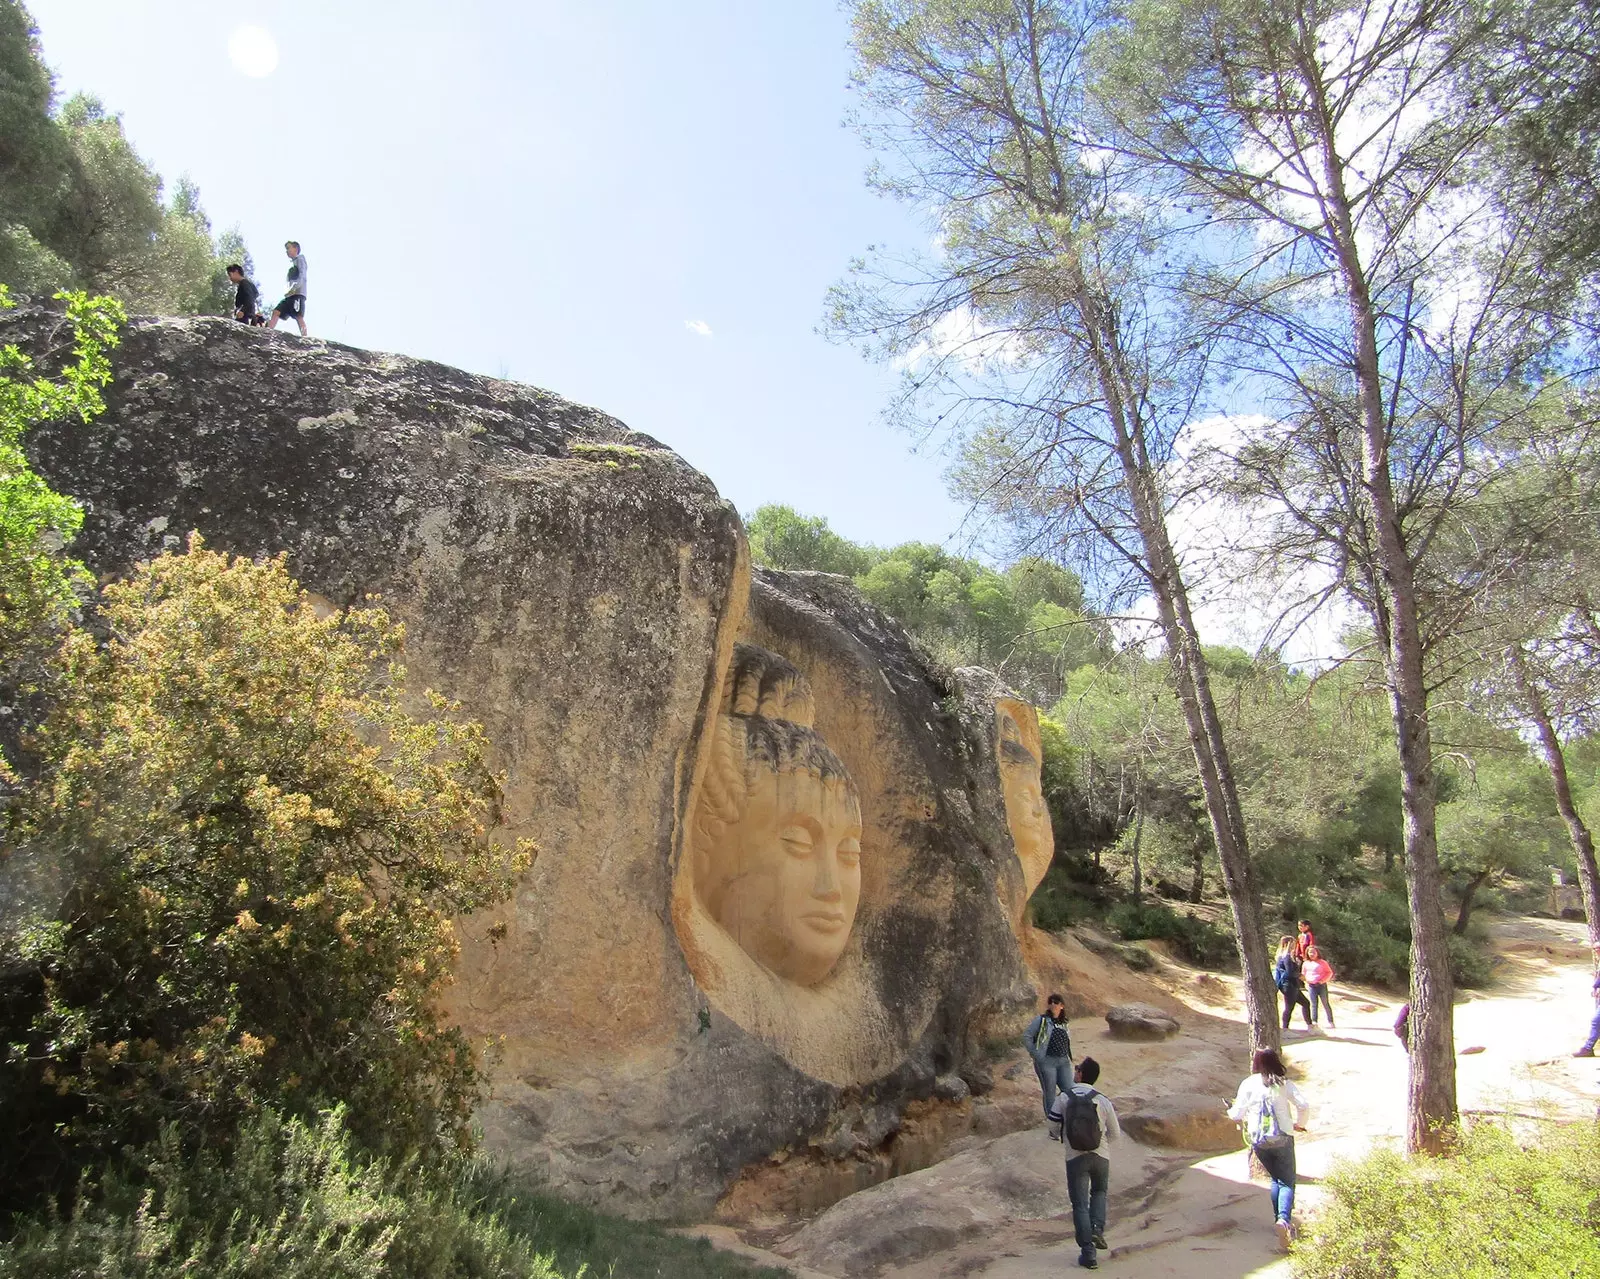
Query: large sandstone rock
1106 1003 1182 1040
14 309 1049 1218
1121 1094 1240 1152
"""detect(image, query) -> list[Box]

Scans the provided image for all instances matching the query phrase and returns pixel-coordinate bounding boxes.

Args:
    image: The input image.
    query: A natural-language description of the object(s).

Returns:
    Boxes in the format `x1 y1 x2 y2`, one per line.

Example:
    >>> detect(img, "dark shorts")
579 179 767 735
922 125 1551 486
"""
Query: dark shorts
274 294 306 319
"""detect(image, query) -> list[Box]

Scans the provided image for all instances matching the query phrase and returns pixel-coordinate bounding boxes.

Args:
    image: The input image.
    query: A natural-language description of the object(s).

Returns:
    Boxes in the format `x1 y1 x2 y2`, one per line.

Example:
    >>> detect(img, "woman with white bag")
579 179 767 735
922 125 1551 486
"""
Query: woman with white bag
1227 1048 1311 1251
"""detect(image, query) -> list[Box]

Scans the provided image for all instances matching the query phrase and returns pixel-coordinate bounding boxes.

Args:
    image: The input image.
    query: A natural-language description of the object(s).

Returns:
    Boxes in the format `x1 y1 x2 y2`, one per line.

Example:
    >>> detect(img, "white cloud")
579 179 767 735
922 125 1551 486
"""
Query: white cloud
685 319 713 338
890 305 1027 375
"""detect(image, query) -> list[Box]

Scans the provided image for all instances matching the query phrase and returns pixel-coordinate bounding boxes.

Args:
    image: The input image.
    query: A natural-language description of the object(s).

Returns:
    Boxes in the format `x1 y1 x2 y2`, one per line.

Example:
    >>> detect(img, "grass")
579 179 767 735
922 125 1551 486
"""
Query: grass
478 1177 789 1279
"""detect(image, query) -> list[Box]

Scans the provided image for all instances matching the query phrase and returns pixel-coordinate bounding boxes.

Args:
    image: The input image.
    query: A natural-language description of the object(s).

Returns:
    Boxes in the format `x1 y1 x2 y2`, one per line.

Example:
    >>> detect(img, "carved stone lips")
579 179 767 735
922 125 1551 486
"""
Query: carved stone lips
801 911 848 932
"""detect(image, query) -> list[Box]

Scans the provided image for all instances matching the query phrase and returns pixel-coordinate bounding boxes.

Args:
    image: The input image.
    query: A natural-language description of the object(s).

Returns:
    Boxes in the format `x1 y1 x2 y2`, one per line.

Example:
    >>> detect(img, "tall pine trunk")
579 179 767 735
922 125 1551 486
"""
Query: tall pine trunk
1308 80 1457 1151
1070 268 1280 1053
1508 644 1600 945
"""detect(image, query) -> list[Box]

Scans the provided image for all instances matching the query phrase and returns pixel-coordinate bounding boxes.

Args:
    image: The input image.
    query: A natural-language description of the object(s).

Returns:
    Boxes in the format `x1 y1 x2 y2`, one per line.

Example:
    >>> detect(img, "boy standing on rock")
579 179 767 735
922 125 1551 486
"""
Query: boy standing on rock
268 240 309 336
1049 1057 1122 1270
1024 993 1073 1123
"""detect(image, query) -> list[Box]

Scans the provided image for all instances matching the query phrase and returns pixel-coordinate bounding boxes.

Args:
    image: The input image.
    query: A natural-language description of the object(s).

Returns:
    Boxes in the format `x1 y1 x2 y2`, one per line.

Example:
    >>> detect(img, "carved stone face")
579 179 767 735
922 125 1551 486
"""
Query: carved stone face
704 765 863 987
997 702 1053 899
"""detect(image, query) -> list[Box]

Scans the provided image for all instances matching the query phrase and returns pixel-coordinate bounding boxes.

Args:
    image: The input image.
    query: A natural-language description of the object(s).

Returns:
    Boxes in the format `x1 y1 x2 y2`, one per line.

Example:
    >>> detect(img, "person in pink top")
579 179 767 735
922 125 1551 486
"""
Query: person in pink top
1302 945 1335 1028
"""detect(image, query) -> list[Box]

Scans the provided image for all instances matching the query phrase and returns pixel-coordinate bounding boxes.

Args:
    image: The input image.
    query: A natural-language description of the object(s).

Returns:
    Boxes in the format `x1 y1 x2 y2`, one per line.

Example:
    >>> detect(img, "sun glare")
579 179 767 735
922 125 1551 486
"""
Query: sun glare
228 25 279 79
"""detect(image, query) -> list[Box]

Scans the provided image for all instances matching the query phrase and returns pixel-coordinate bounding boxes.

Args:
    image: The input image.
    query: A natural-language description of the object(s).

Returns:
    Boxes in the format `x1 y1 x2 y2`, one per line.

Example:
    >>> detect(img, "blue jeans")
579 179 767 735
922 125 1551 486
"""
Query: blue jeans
1066 1150 1109 1261
1582 1004 1600 1052
1035 1055 1072 1118
1255 1138 1297 1224
1308 982 1334 1025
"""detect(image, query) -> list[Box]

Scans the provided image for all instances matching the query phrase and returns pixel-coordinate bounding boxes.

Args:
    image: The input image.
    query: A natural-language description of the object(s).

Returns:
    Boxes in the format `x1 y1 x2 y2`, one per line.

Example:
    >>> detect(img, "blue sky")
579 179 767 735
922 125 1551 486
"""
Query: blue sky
27 0 971 550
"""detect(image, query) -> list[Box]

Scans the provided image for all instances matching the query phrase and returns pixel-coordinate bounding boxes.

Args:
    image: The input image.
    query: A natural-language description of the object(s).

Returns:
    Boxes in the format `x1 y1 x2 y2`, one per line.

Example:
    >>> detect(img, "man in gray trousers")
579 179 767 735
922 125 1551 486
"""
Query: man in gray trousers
1023 992 1073 1129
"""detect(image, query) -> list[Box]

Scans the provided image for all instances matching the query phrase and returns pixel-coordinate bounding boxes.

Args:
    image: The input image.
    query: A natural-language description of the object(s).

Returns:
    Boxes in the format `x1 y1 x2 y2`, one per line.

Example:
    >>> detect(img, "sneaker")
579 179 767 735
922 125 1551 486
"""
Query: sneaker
1092 1232 1108 1250
1575 1047 1596 1058
1078 1253 1099 1269
1275 1220 1294 1252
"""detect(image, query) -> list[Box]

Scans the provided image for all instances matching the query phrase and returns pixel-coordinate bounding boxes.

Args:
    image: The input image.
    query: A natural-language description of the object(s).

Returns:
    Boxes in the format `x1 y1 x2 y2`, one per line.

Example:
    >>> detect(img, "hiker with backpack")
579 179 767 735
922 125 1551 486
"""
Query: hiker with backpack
1227 1048 1310 1252
1024 993 1073 1125
1274 935 1314 1032
1048 1056 1122 1270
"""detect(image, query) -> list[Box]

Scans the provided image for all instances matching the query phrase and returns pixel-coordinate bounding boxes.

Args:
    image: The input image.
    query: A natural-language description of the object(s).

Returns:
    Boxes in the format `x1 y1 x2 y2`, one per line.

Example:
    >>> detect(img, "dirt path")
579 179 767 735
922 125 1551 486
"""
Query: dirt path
705 915 1598 1279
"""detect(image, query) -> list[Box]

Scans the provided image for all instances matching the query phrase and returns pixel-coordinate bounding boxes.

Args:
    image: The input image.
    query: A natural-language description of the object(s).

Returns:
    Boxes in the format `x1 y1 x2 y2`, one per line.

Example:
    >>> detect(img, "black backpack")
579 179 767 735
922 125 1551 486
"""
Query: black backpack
1064 1087 1103 1152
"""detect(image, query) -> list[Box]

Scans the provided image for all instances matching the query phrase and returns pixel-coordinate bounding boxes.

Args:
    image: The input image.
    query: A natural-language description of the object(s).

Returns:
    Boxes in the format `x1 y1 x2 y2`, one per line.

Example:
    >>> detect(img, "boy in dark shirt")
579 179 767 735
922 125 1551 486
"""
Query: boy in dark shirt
226 264 261 325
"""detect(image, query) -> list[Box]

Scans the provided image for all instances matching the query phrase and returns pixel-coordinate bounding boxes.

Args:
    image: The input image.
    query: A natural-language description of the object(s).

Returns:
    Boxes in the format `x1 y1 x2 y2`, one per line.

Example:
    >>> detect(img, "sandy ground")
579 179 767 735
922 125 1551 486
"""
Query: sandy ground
697 915 1599 1279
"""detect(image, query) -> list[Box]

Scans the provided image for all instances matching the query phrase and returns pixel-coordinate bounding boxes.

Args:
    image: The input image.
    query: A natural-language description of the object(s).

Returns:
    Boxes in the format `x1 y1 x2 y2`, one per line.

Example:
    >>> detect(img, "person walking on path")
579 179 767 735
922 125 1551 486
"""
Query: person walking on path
1575 940 1600 1057
1302 945 1335 1028
1227 1048 1310 1252
1293 919 1316 960
268 240 308 335
227 264 261 325
1048 1056 1121 1270
1275 936 1313 1032
1024 993 1073 1127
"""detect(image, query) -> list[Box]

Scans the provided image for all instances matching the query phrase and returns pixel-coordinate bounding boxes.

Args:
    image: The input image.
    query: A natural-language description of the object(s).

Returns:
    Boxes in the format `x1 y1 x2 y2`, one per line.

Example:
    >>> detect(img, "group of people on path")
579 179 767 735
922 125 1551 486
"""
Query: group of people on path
1275 919 1338 1032
1020 922 1600 1267
1025 992 1313 1267
1025 995 1120 1270
226 240 309 336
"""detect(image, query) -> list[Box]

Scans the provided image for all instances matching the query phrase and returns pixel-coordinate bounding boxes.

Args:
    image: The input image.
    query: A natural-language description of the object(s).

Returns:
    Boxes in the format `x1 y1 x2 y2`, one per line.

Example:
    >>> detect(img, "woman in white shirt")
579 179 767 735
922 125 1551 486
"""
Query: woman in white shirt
1226 1048 1311 1250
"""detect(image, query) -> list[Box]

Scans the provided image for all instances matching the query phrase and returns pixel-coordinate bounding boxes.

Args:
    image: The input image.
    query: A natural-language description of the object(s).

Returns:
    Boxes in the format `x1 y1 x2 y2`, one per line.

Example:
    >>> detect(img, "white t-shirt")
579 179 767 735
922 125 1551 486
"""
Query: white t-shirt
1227 1074 1311 1136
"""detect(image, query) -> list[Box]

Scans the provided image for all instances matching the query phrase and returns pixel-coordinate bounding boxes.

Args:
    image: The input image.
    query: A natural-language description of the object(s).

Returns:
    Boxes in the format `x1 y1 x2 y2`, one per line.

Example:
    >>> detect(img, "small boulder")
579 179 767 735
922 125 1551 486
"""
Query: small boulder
1122 1094 1239 1152
933 1073 971 1101
1106 1003 1181 1040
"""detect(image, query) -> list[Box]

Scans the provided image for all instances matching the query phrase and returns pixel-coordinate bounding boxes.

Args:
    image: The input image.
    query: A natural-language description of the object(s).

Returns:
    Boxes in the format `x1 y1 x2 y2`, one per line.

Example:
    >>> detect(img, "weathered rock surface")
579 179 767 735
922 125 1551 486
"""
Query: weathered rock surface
13 309 1049 1218
1106 1003 1182 1040
1120 1093 1239 1152
777 1128 1064 1275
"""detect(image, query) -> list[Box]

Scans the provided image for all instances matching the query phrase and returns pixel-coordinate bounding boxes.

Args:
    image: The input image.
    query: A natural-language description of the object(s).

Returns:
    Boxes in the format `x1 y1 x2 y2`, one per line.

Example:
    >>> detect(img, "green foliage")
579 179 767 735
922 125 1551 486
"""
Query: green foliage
1104 899 1234 968
744 504 1106 702
0 285 122 757
0 2 72 294
0 6 250 309
0 543 532 1209
1293 1115 1600 1279
0 1107 787 1279
1296 885 1491 991
0 1108 569 1279
745 503 876 577
1436 753 1570 930
45 97 242 314
1027 861 1097 931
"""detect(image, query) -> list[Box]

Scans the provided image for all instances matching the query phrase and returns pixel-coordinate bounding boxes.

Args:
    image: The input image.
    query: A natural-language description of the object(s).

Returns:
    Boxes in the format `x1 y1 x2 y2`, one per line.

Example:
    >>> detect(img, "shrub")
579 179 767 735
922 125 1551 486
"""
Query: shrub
0 1108 789 1279
1105 899 1234 968
0 1109 568 1279
1303 886 1492 991
0 543 532 1210
1293 1115 1600 1278
1028 862 1099 931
